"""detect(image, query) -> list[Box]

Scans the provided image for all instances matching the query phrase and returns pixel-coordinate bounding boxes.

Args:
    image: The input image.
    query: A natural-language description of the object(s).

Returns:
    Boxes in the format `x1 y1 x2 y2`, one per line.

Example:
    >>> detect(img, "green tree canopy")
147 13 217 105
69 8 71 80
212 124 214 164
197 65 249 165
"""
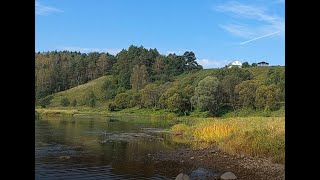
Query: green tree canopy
235 80 262 108
191 76 220 115
242 62 250 68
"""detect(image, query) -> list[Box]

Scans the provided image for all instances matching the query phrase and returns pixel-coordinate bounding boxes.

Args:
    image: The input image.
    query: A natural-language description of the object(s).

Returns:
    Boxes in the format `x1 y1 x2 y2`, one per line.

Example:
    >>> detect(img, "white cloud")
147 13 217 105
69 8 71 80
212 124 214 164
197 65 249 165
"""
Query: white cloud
61 46 122 55
216 1 284 44
105 48 122 55
198 59 230 69
36 1 63 15
219 24 256 39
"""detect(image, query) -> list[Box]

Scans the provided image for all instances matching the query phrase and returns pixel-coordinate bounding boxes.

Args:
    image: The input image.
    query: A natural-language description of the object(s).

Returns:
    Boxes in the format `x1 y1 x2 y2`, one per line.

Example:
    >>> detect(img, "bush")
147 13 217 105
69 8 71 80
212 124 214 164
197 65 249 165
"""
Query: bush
81 91 97 108
190 110 210 118
72 99 77 107
114 93 129 109
35 111 41 120
60 97 70 106
38 96 53 108
89 98 96 108
107 101 116 111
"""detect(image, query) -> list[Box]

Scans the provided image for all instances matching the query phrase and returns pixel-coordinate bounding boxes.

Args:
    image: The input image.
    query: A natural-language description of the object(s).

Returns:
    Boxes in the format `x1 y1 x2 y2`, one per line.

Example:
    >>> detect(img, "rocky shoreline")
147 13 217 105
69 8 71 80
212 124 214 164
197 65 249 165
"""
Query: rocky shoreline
136 146 284 180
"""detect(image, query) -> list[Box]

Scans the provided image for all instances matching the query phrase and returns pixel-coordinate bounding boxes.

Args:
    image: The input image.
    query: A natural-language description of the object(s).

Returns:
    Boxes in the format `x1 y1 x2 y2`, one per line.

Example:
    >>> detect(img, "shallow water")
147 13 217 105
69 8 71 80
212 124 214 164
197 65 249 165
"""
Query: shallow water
35 115 218 179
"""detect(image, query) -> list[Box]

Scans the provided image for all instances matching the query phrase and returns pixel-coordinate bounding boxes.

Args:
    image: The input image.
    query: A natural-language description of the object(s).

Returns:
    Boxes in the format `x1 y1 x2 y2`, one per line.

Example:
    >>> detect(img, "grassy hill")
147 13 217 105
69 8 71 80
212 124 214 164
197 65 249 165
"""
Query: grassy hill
46 75 113 108
247 66 284 81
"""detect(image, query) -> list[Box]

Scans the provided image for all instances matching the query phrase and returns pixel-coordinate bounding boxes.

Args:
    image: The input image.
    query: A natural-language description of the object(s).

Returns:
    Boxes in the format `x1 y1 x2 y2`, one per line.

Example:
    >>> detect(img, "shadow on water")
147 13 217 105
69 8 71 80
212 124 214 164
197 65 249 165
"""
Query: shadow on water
35 115 218 179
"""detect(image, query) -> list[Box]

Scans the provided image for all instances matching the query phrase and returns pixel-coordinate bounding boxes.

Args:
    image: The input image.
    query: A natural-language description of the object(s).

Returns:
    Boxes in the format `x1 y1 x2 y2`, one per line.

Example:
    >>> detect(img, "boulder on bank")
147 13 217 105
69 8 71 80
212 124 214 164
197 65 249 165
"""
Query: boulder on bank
175 173 190 180
220 171 237 180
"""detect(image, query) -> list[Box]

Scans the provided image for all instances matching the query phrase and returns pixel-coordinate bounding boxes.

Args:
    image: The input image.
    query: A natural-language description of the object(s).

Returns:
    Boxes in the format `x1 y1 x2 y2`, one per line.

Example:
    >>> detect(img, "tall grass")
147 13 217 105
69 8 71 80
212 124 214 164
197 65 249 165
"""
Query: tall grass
169 117 285 163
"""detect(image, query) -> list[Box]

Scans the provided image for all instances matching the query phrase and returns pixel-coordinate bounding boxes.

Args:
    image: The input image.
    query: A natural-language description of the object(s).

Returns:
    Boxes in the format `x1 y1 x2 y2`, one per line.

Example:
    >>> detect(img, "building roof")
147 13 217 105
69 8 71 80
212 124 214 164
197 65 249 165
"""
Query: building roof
257 61 269 64
229 60 242 66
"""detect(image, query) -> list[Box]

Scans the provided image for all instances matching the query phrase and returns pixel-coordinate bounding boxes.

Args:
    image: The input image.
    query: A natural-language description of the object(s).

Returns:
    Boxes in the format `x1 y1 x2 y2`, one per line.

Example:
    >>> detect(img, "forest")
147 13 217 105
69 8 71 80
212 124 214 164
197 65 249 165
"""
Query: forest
36 45 285 117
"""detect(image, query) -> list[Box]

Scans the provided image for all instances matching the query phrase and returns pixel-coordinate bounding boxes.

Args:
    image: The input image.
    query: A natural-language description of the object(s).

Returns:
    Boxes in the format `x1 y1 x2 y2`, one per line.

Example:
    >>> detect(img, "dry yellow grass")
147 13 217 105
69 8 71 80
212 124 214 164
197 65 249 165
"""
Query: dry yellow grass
170 117 285 163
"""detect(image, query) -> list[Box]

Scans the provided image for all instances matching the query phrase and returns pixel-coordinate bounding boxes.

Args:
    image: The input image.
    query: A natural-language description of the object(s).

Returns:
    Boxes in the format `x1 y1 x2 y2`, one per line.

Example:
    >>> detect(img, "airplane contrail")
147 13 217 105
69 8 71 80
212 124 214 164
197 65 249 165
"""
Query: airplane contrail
240 31 281 45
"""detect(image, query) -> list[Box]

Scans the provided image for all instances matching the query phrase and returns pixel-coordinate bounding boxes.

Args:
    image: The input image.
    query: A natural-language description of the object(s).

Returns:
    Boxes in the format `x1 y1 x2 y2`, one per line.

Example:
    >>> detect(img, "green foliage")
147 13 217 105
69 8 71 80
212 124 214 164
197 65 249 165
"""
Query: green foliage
81 91 97 108
46 76 110 107
89 98 96 108
221 75 242 109
128 90 142 108
130 65 148 90
141 84 160 108
266 67 285 101
215 67 253 81
101 77 118 100
189 110 210 118
35 51 115 99
36 45 284 118
35 111 41 120
251 63 257 67
256 85 281 110
235 80 262 108
242 62 250 68
60 97 70 106
183 51 203 71
159 85 179 109
107 101 116 111
114 93 129 109
170 124 190 135
38 96 53 108
72 99 77 107
191 76 220 115
167 93 182 112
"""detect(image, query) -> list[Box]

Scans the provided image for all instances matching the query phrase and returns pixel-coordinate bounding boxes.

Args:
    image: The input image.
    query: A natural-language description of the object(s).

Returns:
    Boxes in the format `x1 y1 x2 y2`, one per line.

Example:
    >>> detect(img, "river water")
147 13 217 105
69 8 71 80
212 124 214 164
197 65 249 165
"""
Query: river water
35 115 199 179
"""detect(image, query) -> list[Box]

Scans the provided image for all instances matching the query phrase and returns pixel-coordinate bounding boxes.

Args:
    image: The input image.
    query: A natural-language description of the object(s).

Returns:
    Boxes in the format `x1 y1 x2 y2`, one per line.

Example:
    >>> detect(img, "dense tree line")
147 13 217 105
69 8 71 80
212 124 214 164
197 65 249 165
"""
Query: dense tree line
35 51 115 100
106 66 284 116
36 45 284 116
35 45 203 101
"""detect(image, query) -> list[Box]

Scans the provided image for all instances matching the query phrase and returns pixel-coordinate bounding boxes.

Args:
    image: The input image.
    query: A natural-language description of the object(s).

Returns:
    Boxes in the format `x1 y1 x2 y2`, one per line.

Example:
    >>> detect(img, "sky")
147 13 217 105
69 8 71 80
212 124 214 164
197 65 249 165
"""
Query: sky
35 0 285 69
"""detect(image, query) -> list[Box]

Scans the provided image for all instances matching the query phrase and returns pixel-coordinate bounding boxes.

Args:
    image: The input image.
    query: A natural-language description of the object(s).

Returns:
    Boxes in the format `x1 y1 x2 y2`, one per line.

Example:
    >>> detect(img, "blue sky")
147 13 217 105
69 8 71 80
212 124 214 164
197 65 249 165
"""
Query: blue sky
35 0 284 69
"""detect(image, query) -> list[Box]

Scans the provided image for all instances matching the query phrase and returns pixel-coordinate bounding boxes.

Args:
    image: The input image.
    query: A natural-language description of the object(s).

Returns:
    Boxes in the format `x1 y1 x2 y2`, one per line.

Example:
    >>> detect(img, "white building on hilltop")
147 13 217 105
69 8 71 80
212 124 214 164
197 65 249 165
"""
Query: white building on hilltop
227 60 242 68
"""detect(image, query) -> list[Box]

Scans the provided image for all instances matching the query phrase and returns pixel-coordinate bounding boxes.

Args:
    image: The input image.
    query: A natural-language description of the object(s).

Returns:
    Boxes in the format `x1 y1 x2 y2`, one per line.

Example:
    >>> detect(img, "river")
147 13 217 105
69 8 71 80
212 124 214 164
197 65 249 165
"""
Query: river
35 115 197 179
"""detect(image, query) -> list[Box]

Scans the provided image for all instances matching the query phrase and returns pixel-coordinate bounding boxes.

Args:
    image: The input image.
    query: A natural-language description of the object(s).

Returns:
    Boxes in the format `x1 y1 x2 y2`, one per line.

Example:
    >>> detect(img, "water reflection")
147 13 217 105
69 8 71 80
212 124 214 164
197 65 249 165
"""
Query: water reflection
35 115 193 179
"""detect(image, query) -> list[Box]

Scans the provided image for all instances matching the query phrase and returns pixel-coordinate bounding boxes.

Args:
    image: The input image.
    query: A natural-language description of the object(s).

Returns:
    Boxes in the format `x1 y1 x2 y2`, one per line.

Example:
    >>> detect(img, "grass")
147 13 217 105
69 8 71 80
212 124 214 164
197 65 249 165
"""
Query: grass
169 117 285 164
247 66 284 81
170 124 190 135
35 106 177 118
222 106 285 117
47 75 112 107
36 108 80 116
35 110 41 120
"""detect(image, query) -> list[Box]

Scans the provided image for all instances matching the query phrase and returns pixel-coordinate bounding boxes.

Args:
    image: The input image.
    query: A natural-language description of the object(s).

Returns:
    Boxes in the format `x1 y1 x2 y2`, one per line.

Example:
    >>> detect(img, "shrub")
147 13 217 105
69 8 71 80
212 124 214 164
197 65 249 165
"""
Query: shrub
108 101 116 111
60 97 70 106
38 96 53 108
72 99 77 107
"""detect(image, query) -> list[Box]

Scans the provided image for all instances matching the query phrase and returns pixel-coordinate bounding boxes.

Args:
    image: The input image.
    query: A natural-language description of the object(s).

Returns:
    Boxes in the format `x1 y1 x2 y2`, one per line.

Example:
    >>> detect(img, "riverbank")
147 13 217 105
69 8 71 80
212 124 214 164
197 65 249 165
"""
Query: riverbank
35 106 284 118
136 146 284 180
35 107 177 117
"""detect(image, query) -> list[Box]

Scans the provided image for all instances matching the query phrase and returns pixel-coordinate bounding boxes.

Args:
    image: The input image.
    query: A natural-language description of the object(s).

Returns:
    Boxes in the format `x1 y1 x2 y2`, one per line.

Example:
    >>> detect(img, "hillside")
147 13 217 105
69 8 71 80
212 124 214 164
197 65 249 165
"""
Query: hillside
39 66 284 117
46 75 113 107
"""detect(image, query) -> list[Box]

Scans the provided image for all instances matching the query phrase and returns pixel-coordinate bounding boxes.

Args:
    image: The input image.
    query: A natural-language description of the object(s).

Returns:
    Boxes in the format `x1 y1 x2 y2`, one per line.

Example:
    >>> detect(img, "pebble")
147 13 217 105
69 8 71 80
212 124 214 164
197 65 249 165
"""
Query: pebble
175 173 190 180
220 171 237 180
